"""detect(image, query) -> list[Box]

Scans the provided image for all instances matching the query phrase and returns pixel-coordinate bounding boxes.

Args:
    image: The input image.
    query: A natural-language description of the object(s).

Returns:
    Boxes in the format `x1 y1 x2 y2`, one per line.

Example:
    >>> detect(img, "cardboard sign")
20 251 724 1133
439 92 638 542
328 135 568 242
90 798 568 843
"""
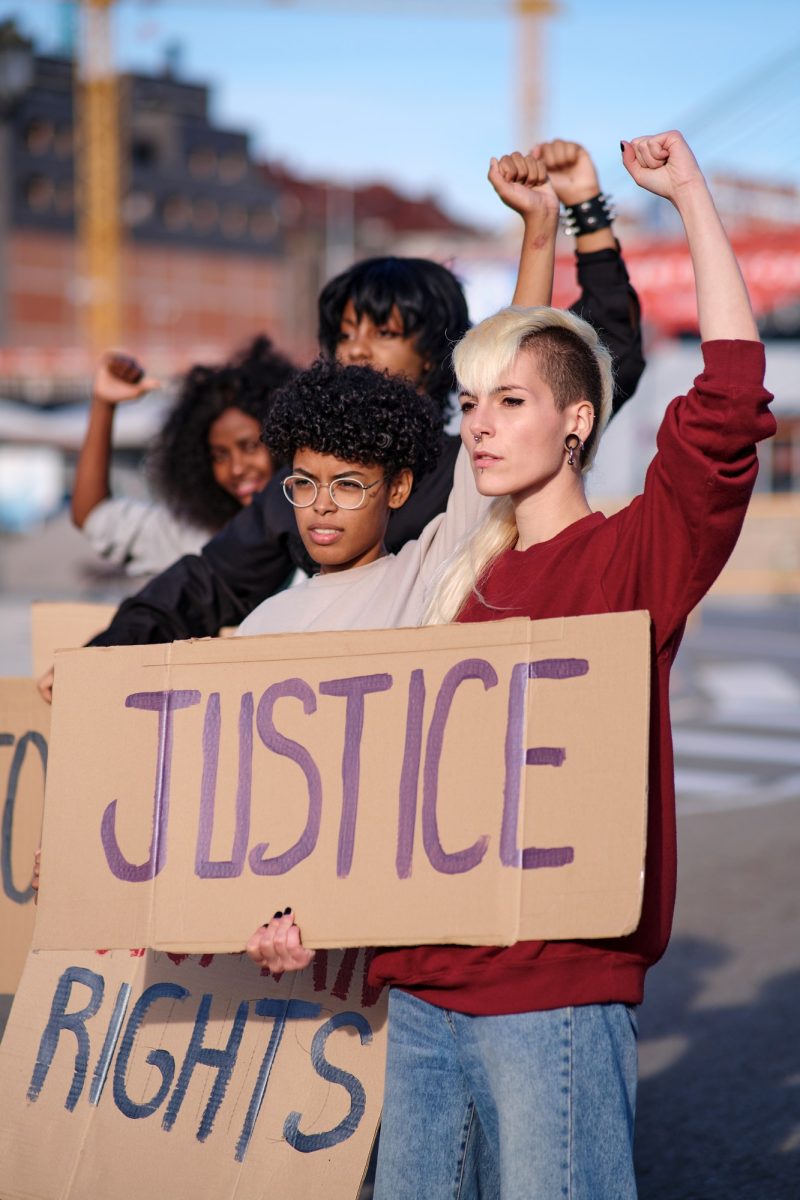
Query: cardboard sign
31 602 119 681
34 613 651 954
0 680 49 996
0 946 386 1200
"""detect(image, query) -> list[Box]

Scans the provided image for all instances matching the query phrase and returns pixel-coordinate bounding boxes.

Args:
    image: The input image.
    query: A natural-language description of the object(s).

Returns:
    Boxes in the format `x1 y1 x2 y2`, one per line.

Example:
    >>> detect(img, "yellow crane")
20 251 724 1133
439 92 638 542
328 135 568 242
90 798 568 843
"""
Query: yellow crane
74 0 558 354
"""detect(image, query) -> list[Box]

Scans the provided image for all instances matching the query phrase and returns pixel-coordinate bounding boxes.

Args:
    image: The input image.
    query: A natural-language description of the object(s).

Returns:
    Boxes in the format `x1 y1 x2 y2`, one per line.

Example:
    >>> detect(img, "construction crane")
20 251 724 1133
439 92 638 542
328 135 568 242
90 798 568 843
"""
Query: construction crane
74 0 558 353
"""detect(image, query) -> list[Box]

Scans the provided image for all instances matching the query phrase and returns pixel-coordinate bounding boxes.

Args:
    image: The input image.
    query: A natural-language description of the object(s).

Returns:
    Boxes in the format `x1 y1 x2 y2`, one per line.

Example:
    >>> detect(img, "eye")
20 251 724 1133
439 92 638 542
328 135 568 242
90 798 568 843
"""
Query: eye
335 478 363 491
290 477 314 493
209 448 227 464
377 327 401 339
501 395 525 407
459 399 476 414
242 440 262 454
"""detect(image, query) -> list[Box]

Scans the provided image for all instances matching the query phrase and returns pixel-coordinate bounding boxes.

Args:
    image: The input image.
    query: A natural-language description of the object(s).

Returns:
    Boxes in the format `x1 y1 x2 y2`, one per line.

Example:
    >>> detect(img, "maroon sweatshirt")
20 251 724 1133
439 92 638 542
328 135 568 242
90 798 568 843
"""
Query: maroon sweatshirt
370 341 775 1015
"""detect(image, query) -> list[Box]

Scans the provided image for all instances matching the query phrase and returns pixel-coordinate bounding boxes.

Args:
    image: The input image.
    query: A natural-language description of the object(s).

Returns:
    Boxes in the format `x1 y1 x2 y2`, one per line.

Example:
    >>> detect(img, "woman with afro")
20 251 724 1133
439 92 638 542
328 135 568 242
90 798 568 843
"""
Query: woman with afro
72 335 296 577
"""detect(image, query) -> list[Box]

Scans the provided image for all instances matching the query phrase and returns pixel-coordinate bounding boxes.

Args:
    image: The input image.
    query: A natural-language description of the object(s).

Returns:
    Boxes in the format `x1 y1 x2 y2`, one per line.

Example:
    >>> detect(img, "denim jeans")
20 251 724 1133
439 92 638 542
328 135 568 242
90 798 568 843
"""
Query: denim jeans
373 989 638 1200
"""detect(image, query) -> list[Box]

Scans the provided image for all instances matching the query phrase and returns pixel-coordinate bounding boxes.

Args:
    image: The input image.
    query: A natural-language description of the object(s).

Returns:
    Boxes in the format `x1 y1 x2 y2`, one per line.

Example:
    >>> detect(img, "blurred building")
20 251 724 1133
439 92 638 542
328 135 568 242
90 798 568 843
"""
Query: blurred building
0 20 290 399
0 20 479 406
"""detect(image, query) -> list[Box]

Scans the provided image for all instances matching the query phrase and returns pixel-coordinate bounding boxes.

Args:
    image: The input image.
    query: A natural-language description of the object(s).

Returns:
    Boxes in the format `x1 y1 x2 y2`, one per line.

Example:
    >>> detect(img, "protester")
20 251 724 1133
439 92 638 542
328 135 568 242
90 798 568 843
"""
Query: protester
247 131 775 1197
77 139 645 650
72 335 296 576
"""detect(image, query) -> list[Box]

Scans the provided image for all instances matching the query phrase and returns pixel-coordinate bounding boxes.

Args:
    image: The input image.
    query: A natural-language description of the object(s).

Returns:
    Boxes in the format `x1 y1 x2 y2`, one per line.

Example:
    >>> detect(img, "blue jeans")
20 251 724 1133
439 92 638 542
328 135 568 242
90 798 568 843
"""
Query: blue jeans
373 989 638 1200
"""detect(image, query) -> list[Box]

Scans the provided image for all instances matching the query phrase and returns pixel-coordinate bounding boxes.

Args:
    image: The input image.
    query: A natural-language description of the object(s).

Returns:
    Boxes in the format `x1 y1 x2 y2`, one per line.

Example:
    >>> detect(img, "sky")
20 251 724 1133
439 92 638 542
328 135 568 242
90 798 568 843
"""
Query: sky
8 0 800 229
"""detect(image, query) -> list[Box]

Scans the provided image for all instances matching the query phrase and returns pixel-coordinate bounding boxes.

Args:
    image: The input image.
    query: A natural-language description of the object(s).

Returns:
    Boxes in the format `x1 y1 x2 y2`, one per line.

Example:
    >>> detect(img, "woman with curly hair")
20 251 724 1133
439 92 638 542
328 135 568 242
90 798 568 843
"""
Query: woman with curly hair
235 354 481 636
71 335 296 577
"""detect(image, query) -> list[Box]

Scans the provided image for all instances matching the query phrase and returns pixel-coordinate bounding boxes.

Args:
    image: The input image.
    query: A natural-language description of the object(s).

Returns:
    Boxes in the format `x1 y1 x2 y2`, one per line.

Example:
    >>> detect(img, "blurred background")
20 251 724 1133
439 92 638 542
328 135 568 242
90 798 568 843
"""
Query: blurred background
0 4 798 1196
0 0 798 655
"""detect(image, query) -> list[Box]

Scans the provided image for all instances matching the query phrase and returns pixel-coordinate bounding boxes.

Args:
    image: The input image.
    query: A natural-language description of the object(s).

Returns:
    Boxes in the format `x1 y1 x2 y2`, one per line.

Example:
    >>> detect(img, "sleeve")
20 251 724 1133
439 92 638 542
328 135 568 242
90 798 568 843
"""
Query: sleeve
601 340 775 653
81 497 207 576
385 434 461 555
88 474 298 646
569 244 645 415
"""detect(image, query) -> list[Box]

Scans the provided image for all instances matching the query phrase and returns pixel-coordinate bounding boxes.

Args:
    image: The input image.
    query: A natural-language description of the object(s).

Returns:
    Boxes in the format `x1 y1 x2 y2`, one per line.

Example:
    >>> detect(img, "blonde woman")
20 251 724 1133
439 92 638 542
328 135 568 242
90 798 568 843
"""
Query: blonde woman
365 131 775 1198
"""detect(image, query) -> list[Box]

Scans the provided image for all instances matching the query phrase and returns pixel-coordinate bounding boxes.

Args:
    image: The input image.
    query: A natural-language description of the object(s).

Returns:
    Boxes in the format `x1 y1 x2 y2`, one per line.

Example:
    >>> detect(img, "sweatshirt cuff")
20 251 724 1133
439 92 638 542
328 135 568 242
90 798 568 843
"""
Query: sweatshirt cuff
699 340 766 385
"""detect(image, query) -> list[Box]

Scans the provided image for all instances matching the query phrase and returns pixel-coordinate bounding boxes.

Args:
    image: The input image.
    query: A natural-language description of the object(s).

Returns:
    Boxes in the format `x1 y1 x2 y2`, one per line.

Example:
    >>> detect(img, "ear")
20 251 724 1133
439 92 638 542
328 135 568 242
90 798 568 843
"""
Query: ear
386 467 414 510
569 399 595 445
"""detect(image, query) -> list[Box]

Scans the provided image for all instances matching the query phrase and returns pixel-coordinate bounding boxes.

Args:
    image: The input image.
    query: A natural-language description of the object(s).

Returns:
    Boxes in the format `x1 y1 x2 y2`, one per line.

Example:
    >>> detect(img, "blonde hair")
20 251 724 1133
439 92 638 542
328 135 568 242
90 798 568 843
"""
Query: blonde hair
425 305 613 626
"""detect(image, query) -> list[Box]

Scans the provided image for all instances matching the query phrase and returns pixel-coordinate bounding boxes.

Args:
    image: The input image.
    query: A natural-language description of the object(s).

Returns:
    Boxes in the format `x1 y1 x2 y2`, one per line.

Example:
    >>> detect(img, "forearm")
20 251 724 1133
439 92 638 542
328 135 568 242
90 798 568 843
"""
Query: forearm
71 398 115 527
676 184 758 343
571 246 645 414
511 211 558 306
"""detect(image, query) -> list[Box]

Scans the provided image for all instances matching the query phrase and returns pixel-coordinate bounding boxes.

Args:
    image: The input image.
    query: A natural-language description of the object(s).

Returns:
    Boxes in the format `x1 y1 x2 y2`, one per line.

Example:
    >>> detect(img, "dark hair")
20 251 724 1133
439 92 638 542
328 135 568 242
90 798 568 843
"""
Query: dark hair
148 334 296 531
264 359 443 484
317 256 470 413
522 326 605 463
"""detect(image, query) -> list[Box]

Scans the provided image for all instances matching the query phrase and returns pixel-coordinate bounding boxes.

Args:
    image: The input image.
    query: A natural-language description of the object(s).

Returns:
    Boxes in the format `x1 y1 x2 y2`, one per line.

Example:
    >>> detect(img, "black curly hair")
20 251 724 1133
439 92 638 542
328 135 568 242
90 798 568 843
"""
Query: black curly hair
263 359 443 485
317 257 470 414
148 335 296 531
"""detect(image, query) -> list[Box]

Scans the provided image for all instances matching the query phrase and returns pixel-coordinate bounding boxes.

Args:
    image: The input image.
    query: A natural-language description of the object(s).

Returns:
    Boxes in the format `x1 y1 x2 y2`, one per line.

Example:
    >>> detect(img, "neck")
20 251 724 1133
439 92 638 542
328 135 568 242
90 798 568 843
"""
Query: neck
512 471 591 551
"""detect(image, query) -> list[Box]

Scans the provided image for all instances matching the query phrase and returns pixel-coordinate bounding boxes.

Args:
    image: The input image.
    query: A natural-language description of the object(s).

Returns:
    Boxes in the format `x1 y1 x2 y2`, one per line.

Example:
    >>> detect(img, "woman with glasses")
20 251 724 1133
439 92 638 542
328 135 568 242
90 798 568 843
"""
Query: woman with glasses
235 353 485 637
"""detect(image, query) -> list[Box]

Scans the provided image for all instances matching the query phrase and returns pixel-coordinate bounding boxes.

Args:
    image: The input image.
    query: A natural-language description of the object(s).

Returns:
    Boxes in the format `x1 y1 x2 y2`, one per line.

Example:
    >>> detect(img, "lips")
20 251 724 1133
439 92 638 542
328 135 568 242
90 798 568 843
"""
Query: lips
234 479 264 500
473 452 501 469
307 526 343 546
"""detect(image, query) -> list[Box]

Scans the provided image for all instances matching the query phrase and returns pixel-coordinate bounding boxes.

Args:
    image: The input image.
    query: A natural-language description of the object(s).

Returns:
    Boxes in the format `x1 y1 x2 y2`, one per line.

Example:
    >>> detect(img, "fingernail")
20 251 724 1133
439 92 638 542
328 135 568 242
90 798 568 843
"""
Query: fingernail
283 906 292 916
273 910 283 919
620 141 625 153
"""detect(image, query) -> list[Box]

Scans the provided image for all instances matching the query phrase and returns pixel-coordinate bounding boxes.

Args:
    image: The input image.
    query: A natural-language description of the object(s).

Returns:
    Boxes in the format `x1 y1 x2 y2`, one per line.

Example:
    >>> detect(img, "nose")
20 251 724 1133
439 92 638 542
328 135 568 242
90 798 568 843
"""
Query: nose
343 326 371 364
465 402 493 442
312 484 336 514
228 450 246 477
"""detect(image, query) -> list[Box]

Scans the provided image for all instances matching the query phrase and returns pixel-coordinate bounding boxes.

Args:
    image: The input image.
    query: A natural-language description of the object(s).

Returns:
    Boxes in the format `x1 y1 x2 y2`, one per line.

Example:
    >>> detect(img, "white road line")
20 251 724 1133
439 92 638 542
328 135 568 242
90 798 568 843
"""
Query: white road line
672 728 800 766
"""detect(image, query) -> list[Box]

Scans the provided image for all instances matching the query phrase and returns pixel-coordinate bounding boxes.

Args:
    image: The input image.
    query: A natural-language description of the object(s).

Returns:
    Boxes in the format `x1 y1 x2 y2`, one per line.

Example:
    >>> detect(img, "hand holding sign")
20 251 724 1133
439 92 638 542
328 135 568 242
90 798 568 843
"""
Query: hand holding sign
247 907 314 973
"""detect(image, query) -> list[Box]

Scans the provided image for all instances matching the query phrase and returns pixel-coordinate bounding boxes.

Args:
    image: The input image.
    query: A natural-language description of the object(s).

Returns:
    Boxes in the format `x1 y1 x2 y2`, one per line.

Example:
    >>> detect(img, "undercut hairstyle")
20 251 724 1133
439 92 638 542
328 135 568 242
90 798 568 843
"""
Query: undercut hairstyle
453 305 613 470
426 307 614 625
148 334 296 532
317 256 471 413
263 359 443 484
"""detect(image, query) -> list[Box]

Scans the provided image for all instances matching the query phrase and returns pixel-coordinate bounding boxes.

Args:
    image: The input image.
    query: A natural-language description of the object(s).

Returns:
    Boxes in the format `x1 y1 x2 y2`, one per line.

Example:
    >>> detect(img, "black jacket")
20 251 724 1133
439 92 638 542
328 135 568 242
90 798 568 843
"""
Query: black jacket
91 247 644 647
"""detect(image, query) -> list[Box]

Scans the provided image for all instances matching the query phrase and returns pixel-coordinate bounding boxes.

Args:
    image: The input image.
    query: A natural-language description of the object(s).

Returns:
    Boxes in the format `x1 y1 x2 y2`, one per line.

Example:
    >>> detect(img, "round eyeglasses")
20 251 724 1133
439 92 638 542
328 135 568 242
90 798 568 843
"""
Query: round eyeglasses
282 474 384 510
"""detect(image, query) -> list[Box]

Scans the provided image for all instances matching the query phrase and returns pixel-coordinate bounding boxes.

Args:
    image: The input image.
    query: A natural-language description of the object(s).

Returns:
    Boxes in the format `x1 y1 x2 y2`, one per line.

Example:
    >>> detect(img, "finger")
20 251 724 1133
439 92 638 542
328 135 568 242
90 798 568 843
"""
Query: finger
509 151 529 182
497 153 519 181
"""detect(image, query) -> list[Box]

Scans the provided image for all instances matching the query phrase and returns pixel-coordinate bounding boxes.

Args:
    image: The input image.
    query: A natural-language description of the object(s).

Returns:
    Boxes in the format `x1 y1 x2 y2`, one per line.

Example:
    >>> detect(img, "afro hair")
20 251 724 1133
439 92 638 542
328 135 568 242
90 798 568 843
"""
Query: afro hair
264 359 443 485
148 334 296 532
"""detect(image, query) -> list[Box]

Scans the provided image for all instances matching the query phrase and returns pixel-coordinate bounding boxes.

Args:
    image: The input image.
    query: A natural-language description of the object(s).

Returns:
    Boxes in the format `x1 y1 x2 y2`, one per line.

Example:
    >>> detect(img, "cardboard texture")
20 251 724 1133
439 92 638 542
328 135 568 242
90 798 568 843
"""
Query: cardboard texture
0 680 50 996
31 602 119 681
35 613 650 954
0 946 387 1200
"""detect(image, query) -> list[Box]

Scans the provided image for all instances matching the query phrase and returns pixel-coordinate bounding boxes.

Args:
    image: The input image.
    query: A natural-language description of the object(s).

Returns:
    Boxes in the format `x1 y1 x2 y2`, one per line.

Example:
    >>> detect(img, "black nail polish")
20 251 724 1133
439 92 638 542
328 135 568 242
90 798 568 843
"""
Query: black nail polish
620 141 625 153
283 906 292 916
273 910 283 919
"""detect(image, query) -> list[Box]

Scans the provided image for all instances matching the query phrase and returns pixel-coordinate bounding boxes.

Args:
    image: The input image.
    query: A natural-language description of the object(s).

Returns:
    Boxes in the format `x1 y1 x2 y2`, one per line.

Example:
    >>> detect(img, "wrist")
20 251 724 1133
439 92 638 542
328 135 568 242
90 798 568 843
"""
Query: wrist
561 193 615 238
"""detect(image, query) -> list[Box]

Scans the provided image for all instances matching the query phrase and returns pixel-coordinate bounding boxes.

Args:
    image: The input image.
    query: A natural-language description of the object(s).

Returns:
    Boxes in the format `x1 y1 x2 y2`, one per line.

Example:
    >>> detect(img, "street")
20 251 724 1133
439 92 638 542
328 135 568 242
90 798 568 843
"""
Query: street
636 602 800 1199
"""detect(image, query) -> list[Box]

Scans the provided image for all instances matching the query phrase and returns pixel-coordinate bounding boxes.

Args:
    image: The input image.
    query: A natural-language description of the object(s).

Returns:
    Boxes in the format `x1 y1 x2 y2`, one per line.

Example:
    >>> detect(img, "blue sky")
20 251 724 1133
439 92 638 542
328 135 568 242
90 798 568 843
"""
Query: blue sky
11 0 800 228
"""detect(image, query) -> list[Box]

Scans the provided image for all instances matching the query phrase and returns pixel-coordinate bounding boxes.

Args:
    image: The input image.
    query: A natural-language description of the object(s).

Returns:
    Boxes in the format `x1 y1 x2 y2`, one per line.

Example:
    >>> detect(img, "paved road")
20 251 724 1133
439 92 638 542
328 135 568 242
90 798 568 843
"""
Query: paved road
635 601 800 1199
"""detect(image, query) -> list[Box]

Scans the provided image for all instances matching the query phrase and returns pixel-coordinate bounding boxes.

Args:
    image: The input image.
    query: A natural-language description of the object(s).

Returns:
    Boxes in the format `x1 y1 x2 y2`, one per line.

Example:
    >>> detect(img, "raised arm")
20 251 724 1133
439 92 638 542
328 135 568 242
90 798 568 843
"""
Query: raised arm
622 131 758 343
537 138 645 413
488 151 559 306
72 353 158 528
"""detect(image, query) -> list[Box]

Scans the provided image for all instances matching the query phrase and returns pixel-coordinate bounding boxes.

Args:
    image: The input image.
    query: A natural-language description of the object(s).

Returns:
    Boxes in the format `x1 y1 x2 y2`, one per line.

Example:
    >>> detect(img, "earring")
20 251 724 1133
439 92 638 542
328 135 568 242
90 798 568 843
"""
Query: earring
564 433 583 468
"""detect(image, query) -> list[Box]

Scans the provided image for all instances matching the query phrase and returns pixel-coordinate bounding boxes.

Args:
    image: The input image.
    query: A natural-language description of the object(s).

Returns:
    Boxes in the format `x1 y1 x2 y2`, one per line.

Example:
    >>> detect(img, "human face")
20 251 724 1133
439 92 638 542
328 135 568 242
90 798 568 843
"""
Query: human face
207 407 273 505
335 300 428 388
459 347 591 502
289 447 412 574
